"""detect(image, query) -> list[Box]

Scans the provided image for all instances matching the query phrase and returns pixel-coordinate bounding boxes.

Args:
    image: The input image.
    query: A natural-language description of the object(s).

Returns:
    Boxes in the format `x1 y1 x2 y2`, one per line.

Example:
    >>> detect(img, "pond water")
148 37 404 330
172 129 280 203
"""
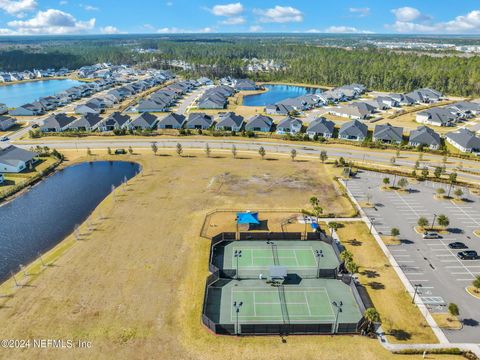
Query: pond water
0 161 140 282
0 79 83 108
242 84 322 107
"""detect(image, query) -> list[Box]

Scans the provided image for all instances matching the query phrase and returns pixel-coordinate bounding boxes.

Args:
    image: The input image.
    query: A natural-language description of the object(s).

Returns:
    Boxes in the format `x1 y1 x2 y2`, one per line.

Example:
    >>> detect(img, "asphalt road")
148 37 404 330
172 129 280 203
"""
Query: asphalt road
347 170 480 343
13 137 480 183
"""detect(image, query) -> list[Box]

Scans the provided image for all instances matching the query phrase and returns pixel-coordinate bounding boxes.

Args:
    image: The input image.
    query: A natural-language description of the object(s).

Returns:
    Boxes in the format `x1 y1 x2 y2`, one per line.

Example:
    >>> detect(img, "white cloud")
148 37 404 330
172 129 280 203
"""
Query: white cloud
157 26 215 34
0 0 37 17
221 16 245 25
249 25 262 32
324 26 373 34
390 9 480 34
81 4 98 11
59 0 67 4
391 7 422 22
100 25 121 34
210 2 243 17
349 7 370 17
7 9 95 34
254 6 303 23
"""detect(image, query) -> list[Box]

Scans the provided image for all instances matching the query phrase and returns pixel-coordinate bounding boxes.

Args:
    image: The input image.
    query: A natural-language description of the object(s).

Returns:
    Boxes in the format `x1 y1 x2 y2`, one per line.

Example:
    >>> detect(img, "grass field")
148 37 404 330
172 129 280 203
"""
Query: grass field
0 150 464 359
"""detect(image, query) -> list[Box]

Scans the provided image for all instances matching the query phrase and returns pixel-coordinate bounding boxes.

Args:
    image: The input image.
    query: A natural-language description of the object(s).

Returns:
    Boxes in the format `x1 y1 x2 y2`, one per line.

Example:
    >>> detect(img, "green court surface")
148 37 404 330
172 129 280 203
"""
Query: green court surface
220 240 339 277
215 278 363 325
230 287 335 322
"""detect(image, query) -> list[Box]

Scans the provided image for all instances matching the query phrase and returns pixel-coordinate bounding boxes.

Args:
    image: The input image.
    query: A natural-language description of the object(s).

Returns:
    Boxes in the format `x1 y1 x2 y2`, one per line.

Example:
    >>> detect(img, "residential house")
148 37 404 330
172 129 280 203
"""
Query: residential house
405 88 443 104
338 120 368 141
306 117 335 139
128 112 158 130
10 103 45 116
157 113 186 129
67 114 103 131
41 113 76 132
447 102 480 118
388 93 415 106
234 79 257 91
0 103 7 115
215 112 244 131
75 103 101 115
445 128 480 154
408 126 442 150
137 99 170 112
276 117 303 135
416 108 457 127
0 145 37 173
373 123 404 144
0 115 16 131
329 104 371 120
186 113 213 130
245 114 273 132
98 112 131 131
265 103 294 116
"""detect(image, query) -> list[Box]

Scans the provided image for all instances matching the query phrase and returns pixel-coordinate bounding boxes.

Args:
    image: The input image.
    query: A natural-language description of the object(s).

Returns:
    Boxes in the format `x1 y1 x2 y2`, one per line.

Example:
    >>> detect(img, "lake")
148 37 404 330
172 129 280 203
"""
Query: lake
0 79 84 108
0 161 140 282
242 84 322 106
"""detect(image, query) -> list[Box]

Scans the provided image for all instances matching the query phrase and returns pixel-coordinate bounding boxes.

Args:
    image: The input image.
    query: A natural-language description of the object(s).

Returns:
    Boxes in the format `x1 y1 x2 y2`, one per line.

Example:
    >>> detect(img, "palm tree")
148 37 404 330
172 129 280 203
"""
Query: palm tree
418 217 429 229
364 308 381 333
340 250 353 263
345 260 359 275
454 188 463 200
437 214 449 229
290 148 297 161
472 275 480 294
397 178 408 190
320 150 328 163
448 303 459 318
391 228 400 238
151 142 158 156
176 143 183 156
258 146 266 160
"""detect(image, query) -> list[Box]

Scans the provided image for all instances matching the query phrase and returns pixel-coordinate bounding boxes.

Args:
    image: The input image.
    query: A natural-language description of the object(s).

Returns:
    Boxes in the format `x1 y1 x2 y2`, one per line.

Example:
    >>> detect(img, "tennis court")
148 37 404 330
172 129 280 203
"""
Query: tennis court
230 287 335 323
218 240 340 278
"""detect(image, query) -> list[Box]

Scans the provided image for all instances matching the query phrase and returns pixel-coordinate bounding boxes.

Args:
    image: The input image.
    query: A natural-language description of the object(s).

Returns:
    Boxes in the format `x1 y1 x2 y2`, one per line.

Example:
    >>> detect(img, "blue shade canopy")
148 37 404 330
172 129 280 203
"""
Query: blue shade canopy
236 212 260 225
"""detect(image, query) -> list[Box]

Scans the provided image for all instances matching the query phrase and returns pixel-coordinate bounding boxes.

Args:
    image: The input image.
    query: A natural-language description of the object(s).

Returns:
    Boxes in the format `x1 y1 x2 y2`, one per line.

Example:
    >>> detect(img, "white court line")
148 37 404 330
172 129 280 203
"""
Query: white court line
304 292 312 316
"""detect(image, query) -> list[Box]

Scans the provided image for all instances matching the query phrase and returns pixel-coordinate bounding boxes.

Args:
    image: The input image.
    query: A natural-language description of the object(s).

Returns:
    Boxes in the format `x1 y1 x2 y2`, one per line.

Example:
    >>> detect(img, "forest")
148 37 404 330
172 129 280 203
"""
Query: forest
0 35 479 96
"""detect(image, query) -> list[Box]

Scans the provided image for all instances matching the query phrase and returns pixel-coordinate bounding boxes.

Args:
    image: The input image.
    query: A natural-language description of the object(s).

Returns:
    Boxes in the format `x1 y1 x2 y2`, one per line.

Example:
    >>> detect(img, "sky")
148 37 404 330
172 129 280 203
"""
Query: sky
0 0 479 36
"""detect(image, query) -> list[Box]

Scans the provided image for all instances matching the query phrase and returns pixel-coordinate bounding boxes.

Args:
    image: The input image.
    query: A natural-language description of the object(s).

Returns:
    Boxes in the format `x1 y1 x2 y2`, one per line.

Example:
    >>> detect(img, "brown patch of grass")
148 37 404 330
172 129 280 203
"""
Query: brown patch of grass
381 236 401 246
431 314 462 330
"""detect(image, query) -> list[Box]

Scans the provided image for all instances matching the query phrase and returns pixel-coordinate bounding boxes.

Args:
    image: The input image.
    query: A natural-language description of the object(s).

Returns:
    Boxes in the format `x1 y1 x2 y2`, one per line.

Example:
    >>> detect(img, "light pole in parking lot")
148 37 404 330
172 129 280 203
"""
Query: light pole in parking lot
369 217 376 234
431 214 437 231
315 250 324 278
412 284 423 304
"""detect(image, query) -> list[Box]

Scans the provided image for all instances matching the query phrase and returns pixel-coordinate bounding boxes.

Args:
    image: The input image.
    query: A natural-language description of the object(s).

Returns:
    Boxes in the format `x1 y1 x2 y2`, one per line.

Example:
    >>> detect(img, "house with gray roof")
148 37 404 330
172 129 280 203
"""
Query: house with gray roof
408 126 441 150
0 103 7 115
265 103 294 116
416 108 457 127
338 120 368 141
157 113 186 129
0 115 16 131
447 102 480 117
186 113 213 130
0 145 37 173
373 123 404 144
197 95 226 109
306 117 335 139
234 79 257 91
97 112 131 131
67 114 102 131
388 93 415 106
137 98 170 112
405 88 442 104
10 103 45 116
245 114 273 132
75 103 101 115
215 112 244 131
128 112 158 130
329 104 371 120
445 128 480 154
276 117 303 135
41 113 76 132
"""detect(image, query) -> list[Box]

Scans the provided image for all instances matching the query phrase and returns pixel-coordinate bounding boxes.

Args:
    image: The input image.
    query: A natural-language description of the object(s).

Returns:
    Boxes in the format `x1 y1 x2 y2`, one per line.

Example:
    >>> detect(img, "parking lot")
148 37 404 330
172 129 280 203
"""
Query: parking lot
346 170 480 343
